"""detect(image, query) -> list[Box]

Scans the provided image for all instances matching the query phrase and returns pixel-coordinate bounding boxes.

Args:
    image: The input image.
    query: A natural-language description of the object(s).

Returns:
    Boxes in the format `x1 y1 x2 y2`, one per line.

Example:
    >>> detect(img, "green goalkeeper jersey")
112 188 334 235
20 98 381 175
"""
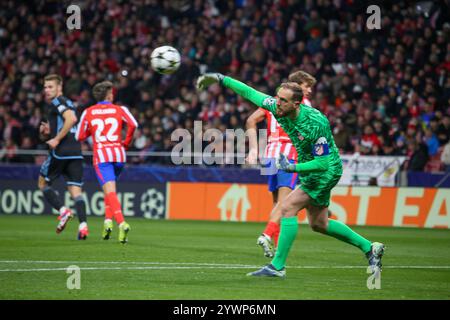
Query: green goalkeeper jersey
259 96 343 174
222 76 342 204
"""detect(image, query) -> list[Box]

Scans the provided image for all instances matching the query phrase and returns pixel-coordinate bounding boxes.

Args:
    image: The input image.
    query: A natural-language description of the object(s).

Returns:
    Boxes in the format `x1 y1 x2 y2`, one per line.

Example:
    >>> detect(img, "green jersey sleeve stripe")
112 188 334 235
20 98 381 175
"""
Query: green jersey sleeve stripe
294 155 330 173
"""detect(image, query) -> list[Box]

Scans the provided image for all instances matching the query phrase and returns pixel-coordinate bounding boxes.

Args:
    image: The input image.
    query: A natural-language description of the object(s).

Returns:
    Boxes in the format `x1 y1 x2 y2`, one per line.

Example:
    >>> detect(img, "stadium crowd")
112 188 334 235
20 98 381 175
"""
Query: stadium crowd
0 0 449 172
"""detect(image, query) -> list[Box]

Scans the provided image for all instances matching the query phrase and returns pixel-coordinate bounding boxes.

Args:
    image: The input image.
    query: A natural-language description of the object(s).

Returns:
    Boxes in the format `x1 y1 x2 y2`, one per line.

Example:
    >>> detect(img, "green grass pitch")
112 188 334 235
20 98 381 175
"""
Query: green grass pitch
0 215 449 300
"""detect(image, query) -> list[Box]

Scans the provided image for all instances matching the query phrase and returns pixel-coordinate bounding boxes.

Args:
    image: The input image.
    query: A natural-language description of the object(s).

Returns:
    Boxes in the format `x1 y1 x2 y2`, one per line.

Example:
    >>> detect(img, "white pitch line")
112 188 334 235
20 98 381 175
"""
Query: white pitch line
1 266 450 273
0 260 254 266
291 266 450 269
2 260 450 269
0 260 449 272
0 266 261 272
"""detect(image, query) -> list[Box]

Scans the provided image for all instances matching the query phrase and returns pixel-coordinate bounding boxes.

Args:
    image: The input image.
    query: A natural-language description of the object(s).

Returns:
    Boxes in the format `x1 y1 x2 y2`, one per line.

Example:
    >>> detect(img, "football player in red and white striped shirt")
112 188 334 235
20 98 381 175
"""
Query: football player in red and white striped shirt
246 70 316 258
76 81 138 243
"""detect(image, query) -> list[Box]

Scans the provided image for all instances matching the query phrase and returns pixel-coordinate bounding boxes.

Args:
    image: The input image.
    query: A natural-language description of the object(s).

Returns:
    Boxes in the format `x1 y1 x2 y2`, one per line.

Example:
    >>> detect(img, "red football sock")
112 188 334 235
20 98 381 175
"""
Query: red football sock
273 227 280 247
105 192 124 225
262 221 280 240
104 196 114 220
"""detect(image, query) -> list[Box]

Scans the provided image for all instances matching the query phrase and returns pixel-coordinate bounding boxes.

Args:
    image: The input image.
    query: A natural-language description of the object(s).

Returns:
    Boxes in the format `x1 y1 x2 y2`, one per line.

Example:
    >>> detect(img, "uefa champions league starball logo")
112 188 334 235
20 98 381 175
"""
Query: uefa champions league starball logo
140 189 165 219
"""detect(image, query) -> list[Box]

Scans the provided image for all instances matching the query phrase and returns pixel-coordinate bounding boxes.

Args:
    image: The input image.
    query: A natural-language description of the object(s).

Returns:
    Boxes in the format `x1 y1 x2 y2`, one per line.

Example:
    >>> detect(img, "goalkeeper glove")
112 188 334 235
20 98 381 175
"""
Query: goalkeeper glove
196 73 224 90
276 154 297 173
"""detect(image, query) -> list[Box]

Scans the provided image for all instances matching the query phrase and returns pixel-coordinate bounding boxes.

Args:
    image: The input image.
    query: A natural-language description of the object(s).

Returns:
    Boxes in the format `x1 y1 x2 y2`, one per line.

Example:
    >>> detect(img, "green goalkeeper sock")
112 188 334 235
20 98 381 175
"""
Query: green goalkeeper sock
326 219 372 254
271 216 298 270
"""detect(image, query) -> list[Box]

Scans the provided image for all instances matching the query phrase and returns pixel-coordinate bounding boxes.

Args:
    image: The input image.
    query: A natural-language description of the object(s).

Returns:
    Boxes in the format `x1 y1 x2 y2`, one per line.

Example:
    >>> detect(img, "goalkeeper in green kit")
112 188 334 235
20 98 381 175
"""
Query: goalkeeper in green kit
197 73 385 278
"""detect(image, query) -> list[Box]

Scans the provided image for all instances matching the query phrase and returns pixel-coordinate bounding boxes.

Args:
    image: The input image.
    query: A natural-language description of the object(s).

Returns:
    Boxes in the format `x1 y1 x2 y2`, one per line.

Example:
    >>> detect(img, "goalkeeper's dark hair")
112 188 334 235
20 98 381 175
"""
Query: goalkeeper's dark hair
279 82 304 103
92 81 113 101
288 70 317 87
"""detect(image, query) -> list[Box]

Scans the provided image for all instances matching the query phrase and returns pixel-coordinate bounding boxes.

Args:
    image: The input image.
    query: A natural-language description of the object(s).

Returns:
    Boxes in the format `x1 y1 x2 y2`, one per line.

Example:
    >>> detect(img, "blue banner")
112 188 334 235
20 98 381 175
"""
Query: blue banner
407 172 450 188
1 164 448 187
0 164 267 184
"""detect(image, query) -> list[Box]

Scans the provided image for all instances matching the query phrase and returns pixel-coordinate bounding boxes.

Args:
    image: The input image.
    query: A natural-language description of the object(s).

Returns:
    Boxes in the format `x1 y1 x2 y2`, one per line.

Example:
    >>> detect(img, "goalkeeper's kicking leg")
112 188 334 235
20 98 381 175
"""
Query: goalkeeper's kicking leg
248 188 309 277
306 205 385 274
248 188 385 277
258 188 333 259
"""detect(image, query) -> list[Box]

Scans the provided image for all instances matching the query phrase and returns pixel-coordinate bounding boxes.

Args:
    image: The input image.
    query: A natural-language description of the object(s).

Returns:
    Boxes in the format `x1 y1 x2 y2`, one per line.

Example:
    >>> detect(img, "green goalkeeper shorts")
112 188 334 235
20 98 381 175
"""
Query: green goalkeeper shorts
297 170 342 207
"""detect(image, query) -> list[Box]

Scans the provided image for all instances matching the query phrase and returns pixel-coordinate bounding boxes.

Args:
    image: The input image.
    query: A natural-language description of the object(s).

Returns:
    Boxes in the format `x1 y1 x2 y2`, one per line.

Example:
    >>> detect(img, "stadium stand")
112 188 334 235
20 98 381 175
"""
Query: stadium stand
0 0 449 173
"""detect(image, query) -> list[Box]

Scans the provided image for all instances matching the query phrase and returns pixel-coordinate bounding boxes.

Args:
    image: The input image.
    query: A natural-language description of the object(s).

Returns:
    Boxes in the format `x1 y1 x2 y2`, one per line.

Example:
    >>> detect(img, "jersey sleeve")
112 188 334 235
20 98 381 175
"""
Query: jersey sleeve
120 106 138 148
260 96 277 114
52 97 73 116
222 76 277 114
294 156 329 173
75 110 90 141
293 120 331 173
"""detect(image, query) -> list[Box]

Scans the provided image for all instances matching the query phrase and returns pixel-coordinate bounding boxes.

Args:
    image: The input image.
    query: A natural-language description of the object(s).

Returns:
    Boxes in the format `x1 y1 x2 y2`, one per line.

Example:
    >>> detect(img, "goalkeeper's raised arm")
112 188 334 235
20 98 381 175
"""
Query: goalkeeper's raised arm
197 73 304 118
196 73 275 112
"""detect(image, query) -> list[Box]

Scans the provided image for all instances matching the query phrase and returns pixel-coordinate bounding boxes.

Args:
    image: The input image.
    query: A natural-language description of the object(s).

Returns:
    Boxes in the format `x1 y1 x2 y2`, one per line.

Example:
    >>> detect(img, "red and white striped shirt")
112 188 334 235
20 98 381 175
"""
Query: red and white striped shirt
263 97 311 161
75 101 138 165
303 98 312 107
263 109 297 161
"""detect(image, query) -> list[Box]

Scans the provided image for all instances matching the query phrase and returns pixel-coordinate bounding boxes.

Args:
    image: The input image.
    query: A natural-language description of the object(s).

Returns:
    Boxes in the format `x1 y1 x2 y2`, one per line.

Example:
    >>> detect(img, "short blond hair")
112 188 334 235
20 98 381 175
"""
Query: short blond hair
279 82 304 102
44 74 63 85
288 70 317 87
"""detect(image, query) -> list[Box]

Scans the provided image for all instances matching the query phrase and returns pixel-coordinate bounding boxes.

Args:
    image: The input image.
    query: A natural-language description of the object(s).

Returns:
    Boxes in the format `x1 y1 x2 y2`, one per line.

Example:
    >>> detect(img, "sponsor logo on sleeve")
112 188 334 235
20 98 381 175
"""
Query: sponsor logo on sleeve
262 97 276 107
57 105 67 113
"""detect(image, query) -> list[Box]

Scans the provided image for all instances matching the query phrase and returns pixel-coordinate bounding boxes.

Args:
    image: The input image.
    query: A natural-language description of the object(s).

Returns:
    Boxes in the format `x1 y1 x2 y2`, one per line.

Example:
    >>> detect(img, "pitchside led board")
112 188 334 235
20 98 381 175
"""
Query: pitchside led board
0 180 167 220
166 183 449 229
0 180 448 229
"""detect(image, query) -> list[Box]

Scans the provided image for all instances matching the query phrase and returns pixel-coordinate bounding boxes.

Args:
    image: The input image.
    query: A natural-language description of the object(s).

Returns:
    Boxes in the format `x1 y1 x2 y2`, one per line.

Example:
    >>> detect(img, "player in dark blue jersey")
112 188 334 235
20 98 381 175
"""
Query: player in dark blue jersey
38 74 89 239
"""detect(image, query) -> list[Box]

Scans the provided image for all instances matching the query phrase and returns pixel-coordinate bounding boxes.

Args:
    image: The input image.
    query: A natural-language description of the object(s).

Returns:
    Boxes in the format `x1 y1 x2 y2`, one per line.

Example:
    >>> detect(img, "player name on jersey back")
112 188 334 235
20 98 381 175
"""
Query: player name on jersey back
91 108 117 115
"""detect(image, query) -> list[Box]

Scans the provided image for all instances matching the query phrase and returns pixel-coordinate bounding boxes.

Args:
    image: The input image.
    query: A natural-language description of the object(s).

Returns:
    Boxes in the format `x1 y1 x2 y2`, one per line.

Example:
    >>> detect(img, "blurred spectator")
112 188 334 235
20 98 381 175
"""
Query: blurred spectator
0 0 448 172
333 119 350 152
2 112 22 146
424 128 440 157
0 139 18 163
441 140 450 172
16 136 35 163
436 115 450 145
408 141 429 171
360 125 381 154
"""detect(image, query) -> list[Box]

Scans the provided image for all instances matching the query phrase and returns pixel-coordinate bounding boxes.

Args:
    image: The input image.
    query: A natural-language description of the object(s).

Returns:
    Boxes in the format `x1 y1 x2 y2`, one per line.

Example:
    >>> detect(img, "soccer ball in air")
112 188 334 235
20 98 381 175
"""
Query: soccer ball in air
150 46 181 75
